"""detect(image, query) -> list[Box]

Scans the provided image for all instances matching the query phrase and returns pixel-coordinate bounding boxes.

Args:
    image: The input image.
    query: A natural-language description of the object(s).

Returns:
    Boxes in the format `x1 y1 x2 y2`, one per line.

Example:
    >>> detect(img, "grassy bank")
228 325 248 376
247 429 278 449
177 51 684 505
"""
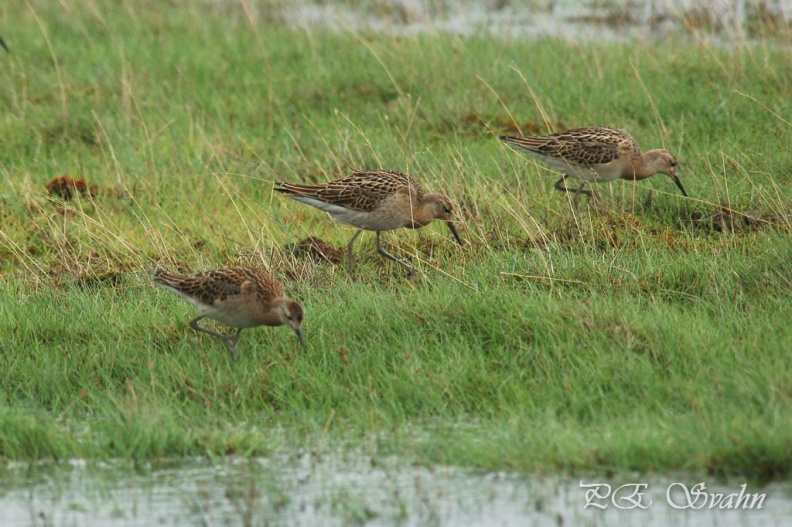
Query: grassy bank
1 1 791 479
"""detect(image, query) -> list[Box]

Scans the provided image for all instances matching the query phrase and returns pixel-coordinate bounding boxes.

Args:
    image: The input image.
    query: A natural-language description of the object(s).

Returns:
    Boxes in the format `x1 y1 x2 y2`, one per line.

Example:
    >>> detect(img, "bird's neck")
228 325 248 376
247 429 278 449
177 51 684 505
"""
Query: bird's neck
631 150 665 180
259 299 287 327
406 195 440 229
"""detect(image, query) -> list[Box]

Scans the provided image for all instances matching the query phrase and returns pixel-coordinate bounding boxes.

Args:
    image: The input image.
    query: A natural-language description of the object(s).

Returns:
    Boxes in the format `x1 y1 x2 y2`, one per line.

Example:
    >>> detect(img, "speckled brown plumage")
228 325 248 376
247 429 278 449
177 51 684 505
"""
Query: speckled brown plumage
277 170 424 212
155 267 305 359
501 126 635 167
500 127 687 204
276 170 462 277
155 267 285 307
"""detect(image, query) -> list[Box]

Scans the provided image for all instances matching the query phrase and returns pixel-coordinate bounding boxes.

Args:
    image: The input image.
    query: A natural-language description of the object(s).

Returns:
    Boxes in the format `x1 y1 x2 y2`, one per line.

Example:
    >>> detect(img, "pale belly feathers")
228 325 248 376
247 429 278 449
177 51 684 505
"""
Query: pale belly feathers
165 286 263 328
530 152 626 183
290 195 411 231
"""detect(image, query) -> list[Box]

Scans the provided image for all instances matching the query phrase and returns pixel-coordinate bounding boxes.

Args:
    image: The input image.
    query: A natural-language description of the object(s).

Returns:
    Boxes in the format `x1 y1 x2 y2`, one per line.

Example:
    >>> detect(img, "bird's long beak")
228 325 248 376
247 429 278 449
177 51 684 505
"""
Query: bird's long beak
446 221 463 245
295 328 307 351
671 174 688 197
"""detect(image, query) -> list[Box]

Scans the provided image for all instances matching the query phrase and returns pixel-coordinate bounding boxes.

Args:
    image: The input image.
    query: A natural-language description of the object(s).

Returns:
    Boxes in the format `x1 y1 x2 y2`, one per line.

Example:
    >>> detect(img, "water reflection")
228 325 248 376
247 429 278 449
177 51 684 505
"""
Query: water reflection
275 0 792 42
1 454 791 526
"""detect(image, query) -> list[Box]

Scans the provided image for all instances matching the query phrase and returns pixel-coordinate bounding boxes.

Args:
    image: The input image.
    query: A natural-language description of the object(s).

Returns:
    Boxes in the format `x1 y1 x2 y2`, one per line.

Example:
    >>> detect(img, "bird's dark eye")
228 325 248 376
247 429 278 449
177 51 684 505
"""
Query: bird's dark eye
444 207 452 214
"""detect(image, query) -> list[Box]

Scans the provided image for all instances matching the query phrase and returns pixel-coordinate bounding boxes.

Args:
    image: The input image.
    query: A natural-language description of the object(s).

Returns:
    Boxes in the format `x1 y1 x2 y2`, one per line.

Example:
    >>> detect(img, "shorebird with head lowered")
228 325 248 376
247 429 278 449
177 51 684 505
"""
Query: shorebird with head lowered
155 266 306 360
500 127 687 206
276 170 462 277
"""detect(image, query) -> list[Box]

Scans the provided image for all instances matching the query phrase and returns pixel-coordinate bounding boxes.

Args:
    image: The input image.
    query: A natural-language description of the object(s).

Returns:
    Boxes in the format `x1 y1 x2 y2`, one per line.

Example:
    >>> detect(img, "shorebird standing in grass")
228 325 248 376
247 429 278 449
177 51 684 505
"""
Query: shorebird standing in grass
276 170 463 277
500 127 687 207
154 267 306 360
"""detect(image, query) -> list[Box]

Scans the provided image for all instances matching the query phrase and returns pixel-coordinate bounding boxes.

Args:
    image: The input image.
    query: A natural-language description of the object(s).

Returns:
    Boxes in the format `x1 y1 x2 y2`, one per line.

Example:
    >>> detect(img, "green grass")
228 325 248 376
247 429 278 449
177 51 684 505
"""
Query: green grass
1 1 791 480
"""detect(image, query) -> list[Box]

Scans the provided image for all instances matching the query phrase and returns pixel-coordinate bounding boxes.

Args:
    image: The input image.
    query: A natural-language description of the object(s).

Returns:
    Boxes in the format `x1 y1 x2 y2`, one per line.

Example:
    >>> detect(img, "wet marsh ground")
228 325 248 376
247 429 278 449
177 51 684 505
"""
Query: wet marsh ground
4 456 792 526
1 0 791 505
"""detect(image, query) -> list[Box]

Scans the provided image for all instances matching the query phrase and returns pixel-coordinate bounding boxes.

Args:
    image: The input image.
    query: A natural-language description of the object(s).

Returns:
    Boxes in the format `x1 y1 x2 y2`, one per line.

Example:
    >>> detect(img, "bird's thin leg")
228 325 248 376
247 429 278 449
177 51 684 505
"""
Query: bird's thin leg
189 316 226 340
376 232 418 278
554 175 571 193
219 335 239 361
347 229 364 277
644 189 654 211
189 316 239 361
230 327 244 346
569 180 603 209
554 175 594 198
572 182 586 210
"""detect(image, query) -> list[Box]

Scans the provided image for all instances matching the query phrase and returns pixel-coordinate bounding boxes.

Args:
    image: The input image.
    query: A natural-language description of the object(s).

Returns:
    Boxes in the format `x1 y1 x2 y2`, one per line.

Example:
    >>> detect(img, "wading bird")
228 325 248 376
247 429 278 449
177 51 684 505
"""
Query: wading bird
155 267 306 360
500 127 687 206
276 170 462 277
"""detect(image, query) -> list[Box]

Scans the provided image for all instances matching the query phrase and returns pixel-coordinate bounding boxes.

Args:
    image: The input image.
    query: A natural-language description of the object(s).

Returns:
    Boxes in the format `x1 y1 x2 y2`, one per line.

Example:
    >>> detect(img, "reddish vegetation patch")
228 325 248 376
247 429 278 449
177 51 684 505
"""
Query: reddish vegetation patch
45 176 98 201
497 117 551 136
293 236 345 264
338 347 349 365
689 206 774 233
455 112 565 138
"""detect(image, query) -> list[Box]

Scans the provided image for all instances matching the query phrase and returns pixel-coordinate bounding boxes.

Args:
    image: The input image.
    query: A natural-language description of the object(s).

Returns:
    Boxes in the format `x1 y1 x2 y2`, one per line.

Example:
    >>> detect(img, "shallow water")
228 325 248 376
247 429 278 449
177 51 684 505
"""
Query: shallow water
274 0 792 42
2 453 791 526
